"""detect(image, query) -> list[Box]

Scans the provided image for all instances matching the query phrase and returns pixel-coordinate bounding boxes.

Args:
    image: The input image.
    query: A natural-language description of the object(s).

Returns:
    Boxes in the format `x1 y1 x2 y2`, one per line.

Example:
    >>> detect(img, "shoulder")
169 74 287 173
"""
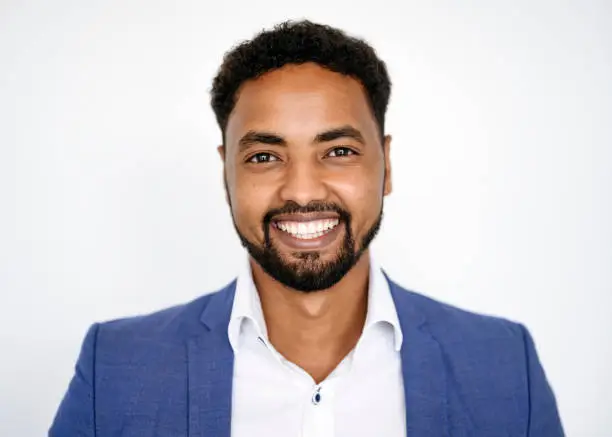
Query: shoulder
93 280 236 345
389 278 528 346
388 278 563 432
390 279 535 400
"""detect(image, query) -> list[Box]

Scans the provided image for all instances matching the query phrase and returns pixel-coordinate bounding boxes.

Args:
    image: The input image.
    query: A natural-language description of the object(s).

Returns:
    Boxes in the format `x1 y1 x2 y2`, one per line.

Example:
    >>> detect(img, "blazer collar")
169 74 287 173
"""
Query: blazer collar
388 276 450 437
189 281 236 437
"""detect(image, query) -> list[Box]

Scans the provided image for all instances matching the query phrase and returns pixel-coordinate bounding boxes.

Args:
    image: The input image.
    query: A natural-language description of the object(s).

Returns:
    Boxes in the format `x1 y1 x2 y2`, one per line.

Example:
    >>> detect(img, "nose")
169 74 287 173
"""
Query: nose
278 160 329 206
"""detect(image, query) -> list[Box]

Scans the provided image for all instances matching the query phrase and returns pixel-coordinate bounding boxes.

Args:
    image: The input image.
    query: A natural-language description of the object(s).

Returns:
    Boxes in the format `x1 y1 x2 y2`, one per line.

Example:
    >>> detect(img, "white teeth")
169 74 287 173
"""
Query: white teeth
275 218 339 239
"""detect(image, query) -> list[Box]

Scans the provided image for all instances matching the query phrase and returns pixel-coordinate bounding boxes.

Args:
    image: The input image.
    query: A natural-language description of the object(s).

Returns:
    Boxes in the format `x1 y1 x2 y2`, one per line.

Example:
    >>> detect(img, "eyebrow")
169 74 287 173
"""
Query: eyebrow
238 132 287 151
314 125 365 145
237 125 366 152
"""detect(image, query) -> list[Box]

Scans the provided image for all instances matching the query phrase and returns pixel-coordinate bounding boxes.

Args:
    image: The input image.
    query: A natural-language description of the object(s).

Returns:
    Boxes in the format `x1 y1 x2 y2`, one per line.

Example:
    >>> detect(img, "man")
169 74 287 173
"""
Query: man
50 20 564 436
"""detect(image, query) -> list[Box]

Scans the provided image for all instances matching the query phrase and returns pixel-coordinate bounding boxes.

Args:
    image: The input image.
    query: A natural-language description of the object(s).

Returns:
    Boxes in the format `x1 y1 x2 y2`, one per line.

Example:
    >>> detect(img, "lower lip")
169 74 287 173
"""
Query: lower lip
270 222 343 250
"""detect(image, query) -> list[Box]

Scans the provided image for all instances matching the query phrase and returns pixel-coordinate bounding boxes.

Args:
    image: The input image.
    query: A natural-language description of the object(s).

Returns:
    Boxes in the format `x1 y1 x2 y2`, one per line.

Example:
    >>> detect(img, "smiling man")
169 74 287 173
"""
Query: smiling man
50 20 564 437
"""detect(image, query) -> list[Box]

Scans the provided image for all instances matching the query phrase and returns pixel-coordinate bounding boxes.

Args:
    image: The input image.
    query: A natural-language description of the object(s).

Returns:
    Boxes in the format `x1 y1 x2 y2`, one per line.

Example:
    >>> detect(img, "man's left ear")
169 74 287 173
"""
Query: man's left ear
383 135 392 196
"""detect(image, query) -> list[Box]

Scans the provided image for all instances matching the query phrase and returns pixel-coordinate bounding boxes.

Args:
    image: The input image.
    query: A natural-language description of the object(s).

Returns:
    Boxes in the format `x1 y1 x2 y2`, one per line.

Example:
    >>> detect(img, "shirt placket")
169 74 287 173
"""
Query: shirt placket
302 383 335 437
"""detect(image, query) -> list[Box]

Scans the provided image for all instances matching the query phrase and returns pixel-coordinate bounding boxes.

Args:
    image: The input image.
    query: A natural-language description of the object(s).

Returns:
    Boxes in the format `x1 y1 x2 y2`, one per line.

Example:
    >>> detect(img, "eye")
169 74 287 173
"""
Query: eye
326 147 358 158
246 152 280 164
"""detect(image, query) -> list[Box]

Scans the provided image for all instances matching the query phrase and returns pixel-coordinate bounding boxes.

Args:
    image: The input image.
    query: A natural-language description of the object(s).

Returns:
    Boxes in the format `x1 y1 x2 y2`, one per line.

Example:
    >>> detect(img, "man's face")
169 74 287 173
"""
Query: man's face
220 63 392 292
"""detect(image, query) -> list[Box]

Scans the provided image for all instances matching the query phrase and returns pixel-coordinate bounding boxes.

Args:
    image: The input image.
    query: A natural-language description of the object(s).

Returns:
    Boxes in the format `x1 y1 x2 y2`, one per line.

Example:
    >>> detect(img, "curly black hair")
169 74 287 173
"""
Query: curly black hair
210 20 392 144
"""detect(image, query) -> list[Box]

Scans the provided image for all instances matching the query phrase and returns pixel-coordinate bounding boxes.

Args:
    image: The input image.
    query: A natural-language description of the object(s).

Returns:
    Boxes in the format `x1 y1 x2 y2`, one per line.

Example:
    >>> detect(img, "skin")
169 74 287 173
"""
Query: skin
219 62 393 383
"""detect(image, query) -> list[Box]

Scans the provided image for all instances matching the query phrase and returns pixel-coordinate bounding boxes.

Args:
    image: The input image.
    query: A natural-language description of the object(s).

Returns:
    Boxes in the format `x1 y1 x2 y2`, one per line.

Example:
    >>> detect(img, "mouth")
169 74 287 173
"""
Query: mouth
269 214 343 249
273 217 340 240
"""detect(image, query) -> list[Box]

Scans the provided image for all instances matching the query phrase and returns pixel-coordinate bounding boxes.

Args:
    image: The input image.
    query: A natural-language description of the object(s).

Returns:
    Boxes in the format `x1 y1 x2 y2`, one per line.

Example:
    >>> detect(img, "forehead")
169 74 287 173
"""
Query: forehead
225 63 379 146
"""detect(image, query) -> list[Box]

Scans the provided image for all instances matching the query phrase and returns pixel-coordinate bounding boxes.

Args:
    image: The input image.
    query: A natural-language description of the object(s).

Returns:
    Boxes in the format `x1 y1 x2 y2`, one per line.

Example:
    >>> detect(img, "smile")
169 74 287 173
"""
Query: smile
274 218 340 240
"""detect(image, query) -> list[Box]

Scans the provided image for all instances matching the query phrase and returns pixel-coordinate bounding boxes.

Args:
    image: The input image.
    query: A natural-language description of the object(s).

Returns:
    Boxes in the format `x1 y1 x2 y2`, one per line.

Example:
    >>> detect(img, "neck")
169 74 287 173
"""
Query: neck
249 252 371 383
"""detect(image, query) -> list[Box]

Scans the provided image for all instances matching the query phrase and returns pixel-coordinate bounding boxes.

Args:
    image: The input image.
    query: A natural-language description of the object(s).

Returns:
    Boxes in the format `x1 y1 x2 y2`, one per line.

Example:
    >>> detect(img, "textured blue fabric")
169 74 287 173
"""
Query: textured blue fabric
49 278 564 436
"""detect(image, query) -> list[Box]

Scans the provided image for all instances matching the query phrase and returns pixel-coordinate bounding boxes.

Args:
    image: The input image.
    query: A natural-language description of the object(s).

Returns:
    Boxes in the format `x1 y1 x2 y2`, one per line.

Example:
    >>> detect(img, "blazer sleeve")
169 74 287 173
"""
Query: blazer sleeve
520 324 565 436
49 323 99 437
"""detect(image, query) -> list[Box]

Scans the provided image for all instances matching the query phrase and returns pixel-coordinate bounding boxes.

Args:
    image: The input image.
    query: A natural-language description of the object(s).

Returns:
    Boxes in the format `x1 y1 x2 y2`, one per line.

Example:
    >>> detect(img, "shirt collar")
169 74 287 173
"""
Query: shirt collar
227 254 403 354
227 256 267 353
364 256 403 351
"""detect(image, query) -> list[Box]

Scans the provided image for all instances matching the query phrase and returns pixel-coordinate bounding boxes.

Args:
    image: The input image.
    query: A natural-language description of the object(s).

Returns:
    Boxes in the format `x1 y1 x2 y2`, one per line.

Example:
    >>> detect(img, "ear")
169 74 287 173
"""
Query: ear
217 144 226 162
382 134 392 196
217 145 230 206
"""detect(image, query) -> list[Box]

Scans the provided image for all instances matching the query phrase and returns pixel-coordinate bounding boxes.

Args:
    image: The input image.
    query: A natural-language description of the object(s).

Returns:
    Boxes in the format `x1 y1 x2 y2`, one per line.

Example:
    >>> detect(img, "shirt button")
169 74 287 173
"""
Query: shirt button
311 387 322 405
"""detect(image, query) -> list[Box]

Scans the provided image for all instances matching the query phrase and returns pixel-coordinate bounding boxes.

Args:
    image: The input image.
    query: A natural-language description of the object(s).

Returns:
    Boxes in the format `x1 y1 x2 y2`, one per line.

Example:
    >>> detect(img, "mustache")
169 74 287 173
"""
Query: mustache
263 201 351 225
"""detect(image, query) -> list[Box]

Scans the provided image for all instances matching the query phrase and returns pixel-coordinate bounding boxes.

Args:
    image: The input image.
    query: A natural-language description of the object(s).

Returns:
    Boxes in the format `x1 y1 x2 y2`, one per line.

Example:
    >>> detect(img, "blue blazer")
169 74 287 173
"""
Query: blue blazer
50 278 564 436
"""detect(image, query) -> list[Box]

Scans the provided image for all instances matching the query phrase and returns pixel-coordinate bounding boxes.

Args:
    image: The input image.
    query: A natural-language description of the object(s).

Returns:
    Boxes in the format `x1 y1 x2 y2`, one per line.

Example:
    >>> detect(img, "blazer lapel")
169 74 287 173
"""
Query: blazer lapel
389 279 450 437
188 282 237 437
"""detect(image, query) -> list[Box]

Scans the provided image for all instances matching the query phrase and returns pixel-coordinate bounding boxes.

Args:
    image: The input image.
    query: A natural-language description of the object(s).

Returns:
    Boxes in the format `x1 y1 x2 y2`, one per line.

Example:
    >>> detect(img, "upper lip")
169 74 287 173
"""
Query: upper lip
272 212 340 223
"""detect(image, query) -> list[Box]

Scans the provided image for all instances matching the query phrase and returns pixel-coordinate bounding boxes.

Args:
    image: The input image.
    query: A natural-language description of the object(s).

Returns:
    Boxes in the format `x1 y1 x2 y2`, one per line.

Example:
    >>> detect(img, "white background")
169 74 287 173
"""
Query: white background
1 1 611 435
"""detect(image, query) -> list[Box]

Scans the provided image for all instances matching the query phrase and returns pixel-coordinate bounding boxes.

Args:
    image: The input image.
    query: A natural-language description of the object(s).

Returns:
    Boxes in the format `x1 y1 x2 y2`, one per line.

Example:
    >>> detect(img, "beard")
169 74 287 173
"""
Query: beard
232 200 383 293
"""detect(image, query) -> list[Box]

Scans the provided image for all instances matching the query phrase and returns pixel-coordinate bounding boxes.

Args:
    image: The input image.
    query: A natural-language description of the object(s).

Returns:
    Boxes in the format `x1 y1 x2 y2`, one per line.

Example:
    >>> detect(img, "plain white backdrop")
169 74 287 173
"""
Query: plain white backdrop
1 1 611 435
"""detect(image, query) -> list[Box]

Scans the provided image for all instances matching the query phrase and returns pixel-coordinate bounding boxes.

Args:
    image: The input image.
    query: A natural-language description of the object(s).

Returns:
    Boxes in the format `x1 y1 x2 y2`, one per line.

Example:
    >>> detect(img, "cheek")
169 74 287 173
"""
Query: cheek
230 177 274 234
331 175 383 219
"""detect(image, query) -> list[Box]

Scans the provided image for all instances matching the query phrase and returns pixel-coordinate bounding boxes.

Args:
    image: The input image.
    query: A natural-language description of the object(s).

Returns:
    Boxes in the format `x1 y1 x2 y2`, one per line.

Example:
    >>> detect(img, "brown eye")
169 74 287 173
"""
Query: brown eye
327 147 357 158
247 153 279 164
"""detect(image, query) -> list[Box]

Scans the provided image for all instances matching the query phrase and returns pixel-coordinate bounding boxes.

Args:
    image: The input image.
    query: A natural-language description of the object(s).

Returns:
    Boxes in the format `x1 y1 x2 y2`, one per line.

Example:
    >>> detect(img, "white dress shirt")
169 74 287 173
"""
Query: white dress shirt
228 256 407 437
